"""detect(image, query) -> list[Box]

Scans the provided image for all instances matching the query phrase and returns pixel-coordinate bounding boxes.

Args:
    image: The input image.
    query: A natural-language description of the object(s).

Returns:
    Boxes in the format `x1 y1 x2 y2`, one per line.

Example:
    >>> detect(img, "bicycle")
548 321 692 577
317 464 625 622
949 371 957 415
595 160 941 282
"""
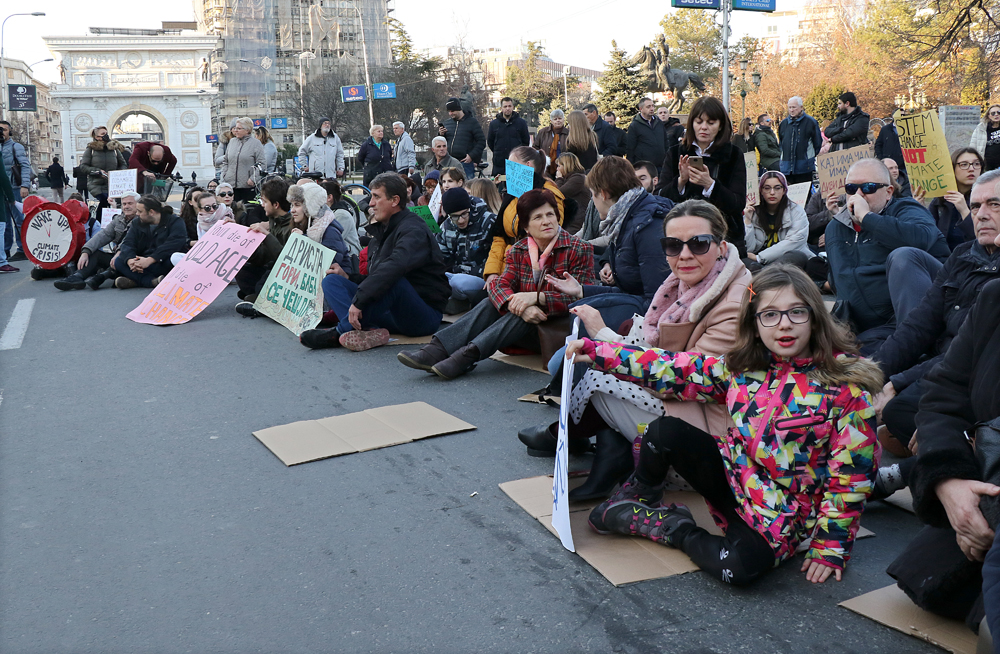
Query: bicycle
341 182 371 230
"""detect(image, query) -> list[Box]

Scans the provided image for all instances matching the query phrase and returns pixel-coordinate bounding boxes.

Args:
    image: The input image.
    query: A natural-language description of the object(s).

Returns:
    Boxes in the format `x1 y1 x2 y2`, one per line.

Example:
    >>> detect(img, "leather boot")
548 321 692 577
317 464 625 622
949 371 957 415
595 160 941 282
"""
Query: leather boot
569 428 634 502
518 422 592 458
431 343 479 380
87 269 113 290
397 336 449 371
54 272 86 291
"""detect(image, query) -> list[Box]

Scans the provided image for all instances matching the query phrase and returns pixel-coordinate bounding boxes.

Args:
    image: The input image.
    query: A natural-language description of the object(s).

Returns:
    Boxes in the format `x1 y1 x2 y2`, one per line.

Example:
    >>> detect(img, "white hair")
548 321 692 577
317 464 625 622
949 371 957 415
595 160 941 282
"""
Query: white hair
848 158 891 185
120 192 141 201
392 121 405 130
235 116 254 132
369 124 383 137
550 109 565 120
431 136 447 147
788 96 804 107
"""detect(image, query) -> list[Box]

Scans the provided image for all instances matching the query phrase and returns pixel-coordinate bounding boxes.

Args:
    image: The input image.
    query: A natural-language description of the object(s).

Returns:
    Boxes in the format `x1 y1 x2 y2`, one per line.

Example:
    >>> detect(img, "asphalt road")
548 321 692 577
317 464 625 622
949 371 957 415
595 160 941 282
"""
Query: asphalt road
0 261 939 654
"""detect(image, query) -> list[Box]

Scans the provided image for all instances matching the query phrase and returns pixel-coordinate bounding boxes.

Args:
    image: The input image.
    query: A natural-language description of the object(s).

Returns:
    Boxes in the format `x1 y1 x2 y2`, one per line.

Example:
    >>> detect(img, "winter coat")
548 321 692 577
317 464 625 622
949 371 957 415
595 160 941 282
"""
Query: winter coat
664 118 685 156
804 187 840 247
221 135 265 190
116 210 188 264
591 116 619 157
825 197 951 333
81 211 136 255
928 193 975 250
349 208 451 313
435 197 497 277
555 172 591 235
625 114 668 165
268 211 294 247
731 133 751 155
824 107 871 152
79 140 128 197
357 137 393 182
589 342 878 570
46 161 66 188
744 201 813 263
970 121 996 160
778 114 823 176
423 153 463 177
393 131 417 172
1 138 32 189
657 141 747 251
440 113 486 163
304 205 348 267
876 239 1000 392
297 131 345 178
874 122 905 170
484 177 567 277
585 191 674 303
330 200 361 256
535 125 570 169
487 111 530 175
262 141 278 174
911 278 1000 527
752 126 781 170
569 143 598 171
129 142 177 178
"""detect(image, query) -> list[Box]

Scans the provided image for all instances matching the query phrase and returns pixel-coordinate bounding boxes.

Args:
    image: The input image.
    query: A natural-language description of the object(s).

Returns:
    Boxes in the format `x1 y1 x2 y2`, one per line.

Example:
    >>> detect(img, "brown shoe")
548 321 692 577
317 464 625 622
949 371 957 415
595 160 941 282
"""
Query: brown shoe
151 275 166 286
339 328 390 352
431 343 479 380
397 336 449 371
115 277 139 289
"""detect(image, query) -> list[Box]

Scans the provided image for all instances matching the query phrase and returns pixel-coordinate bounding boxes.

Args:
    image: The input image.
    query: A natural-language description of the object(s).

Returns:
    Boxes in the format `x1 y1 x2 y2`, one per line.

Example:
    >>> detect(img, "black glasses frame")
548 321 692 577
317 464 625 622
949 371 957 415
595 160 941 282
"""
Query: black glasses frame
844 182 890 195
755 306 813 327
660 234 721 257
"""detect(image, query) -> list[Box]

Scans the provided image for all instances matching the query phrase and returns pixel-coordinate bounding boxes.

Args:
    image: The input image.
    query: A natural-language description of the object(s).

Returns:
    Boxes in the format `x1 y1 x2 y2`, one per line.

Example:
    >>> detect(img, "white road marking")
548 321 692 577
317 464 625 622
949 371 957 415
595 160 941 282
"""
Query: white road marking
0 299 36 350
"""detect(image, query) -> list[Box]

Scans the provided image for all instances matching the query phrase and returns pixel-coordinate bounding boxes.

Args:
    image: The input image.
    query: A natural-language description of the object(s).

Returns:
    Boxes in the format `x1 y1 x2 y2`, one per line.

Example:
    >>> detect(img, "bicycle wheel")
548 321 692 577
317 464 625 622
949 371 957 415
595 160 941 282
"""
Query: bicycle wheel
341 183 371 229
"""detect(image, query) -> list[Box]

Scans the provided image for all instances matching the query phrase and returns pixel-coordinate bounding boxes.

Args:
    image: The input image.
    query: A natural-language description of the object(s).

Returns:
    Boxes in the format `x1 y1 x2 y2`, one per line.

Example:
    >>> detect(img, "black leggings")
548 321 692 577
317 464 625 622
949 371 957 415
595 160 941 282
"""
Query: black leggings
636 416 777 586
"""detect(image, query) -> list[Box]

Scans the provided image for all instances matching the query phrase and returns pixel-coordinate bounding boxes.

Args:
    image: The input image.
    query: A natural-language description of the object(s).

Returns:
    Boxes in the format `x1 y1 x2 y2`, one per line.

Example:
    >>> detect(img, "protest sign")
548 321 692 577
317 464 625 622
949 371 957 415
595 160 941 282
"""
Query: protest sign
787 182 811 208
744 152 759 206
816 144 874 197
100 208 121 229
253 233 335 336
551 317 580 553
896 109 958 198
108 169 137 199
938 105 981 154
127 222 265 325
21 202 84 268
505 159 534 197
428 184 442 222
411 205 441 233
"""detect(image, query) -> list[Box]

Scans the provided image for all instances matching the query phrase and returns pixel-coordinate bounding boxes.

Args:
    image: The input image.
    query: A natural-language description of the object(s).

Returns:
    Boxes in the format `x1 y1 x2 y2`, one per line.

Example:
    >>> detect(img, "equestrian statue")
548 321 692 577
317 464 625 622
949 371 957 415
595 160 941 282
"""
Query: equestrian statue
627 34 706 113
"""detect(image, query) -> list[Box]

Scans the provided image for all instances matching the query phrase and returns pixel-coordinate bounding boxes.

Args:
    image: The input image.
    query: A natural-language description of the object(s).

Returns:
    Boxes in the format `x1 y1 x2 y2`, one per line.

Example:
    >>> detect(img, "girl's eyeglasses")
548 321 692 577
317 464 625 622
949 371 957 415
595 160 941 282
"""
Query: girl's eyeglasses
755 306 812 327
660 234 720 257
957 161 983 170
199 204 219 212
217 191 234 197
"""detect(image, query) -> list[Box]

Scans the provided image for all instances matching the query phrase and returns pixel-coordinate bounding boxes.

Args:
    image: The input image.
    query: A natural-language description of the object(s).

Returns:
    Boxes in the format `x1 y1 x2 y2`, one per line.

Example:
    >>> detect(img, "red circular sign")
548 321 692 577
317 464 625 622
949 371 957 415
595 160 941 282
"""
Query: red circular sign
20 197 88 269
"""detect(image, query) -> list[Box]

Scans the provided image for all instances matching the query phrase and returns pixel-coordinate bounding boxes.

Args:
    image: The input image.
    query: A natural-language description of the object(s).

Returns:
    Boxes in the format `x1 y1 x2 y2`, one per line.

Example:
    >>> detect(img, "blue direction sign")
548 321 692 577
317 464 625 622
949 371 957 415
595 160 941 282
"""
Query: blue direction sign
341 85 366 103
671 0 721 7
373 83 396 100
205 134 219 143
733 0 775 10
269 117 288 129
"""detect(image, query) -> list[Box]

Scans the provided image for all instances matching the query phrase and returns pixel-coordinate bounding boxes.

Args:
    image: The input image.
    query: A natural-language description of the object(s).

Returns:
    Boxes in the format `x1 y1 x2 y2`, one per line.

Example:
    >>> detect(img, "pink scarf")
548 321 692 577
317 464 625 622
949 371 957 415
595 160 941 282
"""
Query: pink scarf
642 256 727 347
527 234 557 281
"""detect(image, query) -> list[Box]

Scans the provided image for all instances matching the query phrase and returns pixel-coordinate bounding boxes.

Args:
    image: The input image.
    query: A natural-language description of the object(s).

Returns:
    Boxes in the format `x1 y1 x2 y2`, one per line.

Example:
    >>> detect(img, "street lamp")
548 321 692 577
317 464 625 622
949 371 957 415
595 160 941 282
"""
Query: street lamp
0 12 46 121
238 57 272 127
895 81 927 113
298 51 316 141
563 65 570 110
735 59 760 123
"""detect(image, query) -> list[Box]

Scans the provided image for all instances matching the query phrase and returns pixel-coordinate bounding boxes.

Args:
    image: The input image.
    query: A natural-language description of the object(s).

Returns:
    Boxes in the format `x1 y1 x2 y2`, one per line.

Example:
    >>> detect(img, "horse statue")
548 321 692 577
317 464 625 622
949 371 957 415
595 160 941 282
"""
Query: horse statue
626 34 706 113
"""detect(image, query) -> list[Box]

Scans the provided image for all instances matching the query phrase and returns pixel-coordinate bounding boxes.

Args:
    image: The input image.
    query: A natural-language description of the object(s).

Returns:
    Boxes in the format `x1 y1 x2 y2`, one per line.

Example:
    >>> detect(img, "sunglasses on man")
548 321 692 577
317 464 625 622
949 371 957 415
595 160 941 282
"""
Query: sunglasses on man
844 182 890 195
660 234 721 257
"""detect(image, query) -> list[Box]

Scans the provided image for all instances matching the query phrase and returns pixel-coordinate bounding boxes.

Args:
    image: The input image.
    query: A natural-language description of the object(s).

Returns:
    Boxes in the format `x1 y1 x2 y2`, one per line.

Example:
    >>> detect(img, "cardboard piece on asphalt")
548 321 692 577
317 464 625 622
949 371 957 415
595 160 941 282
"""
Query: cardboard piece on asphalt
840 585 976 654
442 312 467 324
490 351 549 374
253 402 476 466
884 487 915 514
386 334 432 346
518 391 560 405
500 474 874 586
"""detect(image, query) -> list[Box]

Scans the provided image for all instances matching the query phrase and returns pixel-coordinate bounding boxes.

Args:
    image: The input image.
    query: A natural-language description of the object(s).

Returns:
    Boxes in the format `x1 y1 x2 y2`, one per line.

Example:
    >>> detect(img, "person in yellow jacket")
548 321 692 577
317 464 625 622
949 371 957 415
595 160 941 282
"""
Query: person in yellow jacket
484 146 570 282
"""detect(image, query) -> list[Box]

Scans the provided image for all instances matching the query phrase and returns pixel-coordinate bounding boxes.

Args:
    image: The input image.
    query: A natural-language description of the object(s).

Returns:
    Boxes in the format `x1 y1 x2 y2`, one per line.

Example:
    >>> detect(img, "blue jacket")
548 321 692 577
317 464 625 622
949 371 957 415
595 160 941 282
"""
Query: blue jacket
825 197 951 333
778 114 823 176
585 191 674 303
316 215 348 268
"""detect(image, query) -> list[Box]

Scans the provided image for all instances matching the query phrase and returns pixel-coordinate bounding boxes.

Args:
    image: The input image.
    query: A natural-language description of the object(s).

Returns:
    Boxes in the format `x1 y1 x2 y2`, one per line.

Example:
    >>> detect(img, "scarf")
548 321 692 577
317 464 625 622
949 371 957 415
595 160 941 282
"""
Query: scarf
527 232 558 284
642 254 727 347
598 187 645 244
197 204 233 234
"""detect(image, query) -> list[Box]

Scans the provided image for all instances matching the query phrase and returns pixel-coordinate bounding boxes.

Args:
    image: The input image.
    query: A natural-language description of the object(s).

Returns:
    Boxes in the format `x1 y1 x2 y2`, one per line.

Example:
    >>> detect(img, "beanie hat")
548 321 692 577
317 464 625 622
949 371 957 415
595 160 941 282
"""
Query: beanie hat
425 170 441 182
319 117 331 126
442 187 472 215
445 98 461 111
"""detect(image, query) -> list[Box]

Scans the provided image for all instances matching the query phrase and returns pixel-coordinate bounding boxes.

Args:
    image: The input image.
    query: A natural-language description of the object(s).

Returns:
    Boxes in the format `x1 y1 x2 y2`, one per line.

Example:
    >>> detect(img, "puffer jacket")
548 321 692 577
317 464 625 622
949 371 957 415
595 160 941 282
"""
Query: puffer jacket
79 140 128 196
824 107 871 152
1 138 33 189
440 113 486 163
483 177 567 277
435 197 497 277
876 239 1000 391
297 130 345 178
221 135 265 190
751 126 780 170
589 343 879 571
744 201 813 263
81 211 136 255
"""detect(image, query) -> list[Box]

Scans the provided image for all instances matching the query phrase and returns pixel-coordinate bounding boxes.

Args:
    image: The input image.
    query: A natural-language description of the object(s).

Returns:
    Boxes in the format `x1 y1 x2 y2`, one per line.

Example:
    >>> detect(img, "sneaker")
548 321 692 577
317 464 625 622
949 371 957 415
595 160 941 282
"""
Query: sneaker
0 264 19 273
235 301 262 318
54 274 86 290
600 502 695 547
86 272 109 290
114 277 139 289
299 327 342 349
339 328 390 352
871 463 907 501
588 473 665 534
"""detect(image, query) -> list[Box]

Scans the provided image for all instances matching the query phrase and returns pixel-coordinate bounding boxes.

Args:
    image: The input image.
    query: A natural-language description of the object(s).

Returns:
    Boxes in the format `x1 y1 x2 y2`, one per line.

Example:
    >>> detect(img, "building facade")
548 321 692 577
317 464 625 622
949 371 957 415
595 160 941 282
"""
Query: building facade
2 59 63 174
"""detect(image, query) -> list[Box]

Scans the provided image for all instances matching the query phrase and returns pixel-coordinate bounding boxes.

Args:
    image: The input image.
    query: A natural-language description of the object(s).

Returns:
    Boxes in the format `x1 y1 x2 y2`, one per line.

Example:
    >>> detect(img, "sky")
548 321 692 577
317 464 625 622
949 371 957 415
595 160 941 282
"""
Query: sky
3 0 783 86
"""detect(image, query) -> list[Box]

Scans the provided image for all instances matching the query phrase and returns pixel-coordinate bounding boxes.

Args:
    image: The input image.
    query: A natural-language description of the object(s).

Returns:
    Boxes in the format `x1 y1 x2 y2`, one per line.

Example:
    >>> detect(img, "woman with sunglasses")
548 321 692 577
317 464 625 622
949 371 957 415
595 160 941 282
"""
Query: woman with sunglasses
178 185 204 245
742 171 815 273
169 190 233 265
215 182 246 225
516 200 750 499
971 104 1000 171
567 265 882 586
926 147 982 250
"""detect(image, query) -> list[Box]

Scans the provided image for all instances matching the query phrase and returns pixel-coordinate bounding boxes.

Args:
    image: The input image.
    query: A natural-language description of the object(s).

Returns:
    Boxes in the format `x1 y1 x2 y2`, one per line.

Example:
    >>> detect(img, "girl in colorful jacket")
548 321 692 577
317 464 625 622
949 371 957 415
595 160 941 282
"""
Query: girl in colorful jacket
566 264 883 586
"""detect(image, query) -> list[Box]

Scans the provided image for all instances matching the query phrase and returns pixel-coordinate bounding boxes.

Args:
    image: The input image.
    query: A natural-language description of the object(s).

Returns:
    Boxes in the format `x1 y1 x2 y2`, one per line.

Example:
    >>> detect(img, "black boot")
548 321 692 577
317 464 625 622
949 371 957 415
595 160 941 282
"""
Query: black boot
397 336 449 371
569 428 634 502
431 343 480 380
86 269 113 289
517 422 592 457
54 272 86 291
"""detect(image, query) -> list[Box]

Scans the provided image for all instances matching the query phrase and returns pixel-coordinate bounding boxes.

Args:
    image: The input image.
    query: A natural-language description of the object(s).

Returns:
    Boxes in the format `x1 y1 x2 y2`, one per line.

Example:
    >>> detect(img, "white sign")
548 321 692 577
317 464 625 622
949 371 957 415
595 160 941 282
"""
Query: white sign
552 317 580 553
108 169 136 199
787 182 811 208
100 208 121 228
24 209 75 265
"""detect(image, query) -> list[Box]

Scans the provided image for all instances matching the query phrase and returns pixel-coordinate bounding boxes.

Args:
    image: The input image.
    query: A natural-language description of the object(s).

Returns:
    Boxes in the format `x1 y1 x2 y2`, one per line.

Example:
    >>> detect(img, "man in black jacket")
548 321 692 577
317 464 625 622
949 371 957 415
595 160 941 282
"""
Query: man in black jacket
46 157 66 203
605 112 627 154
874 117 905 170
487 98 530 176
300 173 450 352
584 104 618 157
625 98 668 167
110 195 187 288
824 91 871 152
439 98 486 180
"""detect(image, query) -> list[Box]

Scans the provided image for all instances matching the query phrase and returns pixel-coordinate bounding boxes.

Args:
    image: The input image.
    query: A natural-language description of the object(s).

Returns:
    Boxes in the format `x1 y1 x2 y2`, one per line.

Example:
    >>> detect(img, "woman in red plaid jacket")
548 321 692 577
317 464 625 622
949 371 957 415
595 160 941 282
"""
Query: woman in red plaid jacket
398 188 597 380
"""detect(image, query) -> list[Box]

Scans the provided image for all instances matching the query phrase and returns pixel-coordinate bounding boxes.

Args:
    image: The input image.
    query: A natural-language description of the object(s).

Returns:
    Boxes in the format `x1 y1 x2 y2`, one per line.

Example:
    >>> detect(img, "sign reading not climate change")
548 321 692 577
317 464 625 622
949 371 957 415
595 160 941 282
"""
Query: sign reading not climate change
254 233 335 336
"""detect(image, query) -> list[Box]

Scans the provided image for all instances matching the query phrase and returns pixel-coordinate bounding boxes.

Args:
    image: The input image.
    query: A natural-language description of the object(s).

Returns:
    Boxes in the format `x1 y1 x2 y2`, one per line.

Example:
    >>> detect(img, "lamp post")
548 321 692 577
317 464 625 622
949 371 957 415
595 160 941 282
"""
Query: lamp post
0 12 46 122
895 82 927 113
734 59 761 123
298 51 316 141
563 66 570 110
238 57 273 127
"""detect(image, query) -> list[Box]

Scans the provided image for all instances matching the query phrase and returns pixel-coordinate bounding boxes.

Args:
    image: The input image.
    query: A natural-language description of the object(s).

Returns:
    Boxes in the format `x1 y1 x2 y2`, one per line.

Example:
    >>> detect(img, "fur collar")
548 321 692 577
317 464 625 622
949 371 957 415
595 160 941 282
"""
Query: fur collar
687 243 747 323
88 139 124 151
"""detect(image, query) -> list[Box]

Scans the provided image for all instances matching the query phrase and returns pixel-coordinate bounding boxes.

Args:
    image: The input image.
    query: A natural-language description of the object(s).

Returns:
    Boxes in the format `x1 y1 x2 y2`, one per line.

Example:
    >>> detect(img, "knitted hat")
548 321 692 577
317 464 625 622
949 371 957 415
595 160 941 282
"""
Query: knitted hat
287 182 327 218
319 117 331 125
425 170 441 182
445 98 461 111
758 170 788 197
442 187 472 215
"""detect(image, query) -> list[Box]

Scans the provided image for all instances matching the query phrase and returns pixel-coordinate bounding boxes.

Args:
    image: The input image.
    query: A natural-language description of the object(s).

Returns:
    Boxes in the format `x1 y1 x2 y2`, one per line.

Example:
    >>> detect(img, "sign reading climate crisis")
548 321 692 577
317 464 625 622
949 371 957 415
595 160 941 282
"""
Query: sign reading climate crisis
254 233 335 336
127 222 265 325
23 207 84 268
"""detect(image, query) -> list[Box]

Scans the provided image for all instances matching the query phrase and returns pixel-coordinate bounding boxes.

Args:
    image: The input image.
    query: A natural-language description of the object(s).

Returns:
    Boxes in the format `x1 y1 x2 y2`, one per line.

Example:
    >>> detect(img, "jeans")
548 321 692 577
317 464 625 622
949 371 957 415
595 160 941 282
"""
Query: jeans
323 274 442 336
462 162 476 179
78 250 114 278
886 247 943 323
882 379 924 446
0 215 6 265
434 296 537 360
446 272 485 300
111 256 173 287
5 201 24 255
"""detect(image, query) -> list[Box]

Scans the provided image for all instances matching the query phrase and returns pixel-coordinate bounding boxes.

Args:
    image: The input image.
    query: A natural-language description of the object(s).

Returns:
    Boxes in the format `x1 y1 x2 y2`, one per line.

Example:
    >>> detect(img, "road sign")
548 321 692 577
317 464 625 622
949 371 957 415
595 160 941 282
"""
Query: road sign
733 0 775 10
373 83 396 100
8 84 37 112
670 0 721 7
252 118 265 128
206 134 219 144
269 117 288 129
341 85 366 103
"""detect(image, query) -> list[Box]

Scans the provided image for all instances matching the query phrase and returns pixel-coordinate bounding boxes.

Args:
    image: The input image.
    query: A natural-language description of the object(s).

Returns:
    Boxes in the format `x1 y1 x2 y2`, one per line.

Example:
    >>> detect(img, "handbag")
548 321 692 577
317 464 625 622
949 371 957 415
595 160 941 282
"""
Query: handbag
531 265 574 362
974 416 1000 530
